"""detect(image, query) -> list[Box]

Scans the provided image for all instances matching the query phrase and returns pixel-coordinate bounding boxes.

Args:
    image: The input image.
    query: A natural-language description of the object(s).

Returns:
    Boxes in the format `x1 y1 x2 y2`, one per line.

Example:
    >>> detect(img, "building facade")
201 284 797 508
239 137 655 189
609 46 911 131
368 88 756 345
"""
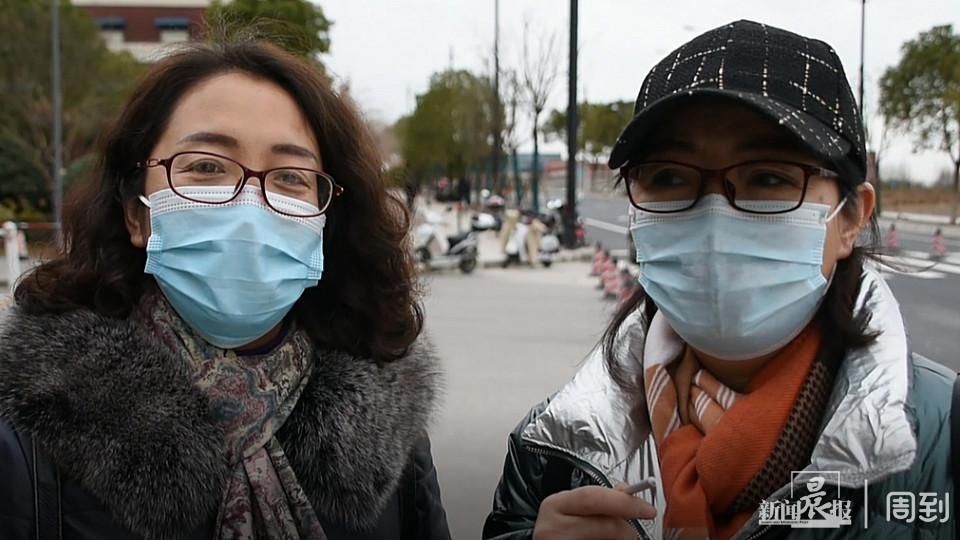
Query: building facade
73 0 210 62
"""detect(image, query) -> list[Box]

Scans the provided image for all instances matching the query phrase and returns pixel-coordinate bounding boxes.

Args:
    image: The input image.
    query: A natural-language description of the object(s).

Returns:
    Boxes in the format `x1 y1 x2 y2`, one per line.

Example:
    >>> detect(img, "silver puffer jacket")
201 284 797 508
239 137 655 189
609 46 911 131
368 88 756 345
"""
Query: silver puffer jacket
484 268 956 540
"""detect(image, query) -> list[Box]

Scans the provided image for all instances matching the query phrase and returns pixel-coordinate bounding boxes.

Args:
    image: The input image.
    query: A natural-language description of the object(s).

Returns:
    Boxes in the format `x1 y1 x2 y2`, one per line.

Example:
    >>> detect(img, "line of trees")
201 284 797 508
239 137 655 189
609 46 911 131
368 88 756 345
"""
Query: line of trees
0 0 331 222
0 0 143 220
392 22 960 222
392 24 635 211
880 24 960 224
2 4 957 223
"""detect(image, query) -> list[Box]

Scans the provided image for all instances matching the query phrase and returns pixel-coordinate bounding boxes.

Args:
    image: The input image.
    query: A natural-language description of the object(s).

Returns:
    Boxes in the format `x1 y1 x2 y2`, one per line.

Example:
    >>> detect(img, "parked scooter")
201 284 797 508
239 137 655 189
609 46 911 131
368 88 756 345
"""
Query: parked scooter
544 199 586 247
538 232 560 268
502 218 530 268
414 222 478 274
470 212 501 232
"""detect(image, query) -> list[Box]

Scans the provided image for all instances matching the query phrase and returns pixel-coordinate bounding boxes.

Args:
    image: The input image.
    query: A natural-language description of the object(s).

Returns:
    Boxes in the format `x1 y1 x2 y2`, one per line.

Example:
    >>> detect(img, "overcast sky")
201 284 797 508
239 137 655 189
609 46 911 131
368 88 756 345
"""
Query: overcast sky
321 0 960 184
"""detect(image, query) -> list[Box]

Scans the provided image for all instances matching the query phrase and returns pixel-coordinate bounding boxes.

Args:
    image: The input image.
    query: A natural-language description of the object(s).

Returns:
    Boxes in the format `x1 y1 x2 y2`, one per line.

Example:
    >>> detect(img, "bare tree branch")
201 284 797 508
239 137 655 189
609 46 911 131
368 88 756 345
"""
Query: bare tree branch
520 21 560 117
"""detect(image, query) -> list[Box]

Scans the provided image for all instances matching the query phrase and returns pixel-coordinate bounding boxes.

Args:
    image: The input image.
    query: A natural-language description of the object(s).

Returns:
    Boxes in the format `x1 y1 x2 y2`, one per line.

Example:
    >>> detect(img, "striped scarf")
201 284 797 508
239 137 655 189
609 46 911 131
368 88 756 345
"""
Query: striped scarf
643 312 831 540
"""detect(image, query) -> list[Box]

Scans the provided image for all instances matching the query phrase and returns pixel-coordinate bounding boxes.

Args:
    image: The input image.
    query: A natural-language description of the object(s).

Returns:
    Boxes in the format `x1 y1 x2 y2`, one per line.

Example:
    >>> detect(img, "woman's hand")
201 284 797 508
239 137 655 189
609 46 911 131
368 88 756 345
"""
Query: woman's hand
532 485 657 540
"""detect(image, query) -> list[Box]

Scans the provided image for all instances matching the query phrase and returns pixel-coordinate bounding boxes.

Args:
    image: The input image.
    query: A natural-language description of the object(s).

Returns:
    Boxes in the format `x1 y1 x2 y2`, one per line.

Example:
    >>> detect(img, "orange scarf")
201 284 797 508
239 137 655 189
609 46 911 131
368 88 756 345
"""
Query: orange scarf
644 317 822 540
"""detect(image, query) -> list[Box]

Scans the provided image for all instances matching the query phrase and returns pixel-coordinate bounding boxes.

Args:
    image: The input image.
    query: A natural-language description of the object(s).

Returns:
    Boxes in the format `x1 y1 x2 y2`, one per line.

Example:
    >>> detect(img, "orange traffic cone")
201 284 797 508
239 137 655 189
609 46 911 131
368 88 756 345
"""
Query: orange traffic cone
619 268 637 304
590 243 606 276
602 260 623 299
597 251 615 289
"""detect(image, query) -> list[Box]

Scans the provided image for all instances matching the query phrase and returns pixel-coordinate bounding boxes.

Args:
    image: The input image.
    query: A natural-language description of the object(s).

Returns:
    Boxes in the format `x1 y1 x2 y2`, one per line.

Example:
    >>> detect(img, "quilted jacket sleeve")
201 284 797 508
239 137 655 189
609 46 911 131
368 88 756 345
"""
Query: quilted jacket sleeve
482 401 553 540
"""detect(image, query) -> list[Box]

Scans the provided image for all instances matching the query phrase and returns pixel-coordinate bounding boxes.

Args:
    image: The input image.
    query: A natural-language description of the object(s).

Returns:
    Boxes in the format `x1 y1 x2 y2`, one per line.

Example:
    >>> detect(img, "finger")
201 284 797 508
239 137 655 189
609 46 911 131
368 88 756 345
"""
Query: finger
535 514 638 540
567 515 638 540
550 485 657 520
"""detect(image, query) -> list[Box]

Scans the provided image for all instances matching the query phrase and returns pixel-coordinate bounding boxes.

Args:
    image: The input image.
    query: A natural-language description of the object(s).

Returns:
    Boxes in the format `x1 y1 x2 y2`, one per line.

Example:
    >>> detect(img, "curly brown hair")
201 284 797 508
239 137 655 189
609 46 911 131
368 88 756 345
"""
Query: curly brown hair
15 40 423 361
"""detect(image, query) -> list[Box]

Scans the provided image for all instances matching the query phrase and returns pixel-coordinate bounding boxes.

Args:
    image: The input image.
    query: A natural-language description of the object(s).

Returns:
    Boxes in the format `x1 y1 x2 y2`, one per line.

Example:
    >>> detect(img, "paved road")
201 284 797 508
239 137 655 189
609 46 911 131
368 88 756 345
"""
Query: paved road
425 262 612 539
577 195 960 366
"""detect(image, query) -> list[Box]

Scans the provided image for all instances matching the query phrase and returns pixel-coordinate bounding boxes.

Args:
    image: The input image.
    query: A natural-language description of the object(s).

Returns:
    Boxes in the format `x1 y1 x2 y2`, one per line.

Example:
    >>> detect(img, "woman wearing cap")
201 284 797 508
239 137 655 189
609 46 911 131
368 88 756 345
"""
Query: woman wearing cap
484 20 954 540
0 40 449 539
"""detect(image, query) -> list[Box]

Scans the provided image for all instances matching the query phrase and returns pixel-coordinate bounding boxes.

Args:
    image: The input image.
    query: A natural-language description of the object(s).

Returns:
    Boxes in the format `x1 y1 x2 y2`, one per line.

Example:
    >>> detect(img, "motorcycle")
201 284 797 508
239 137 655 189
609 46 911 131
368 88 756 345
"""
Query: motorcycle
414 223 478 274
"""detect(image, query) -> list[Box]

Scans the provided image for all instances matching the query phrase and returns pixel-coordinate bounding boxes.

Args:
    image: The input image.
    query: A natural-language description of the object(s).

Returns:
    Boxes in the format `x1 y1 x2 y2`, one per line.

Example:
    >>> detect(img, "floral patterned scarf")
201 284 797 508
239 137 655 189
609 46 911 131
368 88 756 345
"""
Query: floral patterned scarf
140 295 327 539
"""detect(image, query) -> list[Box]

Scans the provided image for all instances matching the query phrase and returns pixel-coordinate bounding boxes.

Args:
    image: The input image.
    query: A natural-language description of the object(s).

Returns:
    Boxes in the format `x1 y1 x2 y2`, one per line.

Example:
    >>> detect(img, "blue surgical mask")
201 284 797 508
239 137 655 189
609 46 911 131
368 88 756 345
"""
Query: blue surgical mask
629 194 845 360
142 186 325 349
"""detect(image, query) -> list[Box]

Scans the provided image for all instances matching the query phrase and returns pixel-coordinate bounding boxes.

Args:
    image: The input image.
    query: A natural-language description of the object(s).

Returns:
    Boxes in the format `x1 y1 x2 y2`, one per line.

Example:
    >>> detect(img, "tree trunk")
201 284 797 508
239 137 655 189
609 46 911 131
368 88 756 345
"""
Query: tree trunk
950 124 960 225
951 157 959 225
512 148 522 206
874 153 883 215
532 113 540 213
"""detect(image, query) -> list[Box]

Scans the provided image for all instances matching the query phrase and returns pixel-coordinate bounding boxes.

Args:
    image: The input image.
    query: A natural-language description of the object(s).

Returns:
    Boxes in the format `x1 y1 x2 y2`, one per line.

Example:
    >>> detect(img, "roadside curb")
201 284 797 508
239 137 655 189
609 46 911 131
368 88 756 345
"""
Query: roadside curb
478 247 594 269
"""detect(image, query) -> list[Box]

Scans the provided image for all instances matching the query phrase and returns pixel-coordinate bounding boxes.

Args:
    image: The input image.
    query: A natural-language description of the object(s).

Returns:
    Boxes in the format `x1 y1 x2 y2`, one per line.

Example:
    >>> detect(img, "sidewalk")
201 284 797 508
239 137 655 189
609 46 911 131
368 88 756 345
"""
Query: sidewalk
420 201 593 268
424 262 609 538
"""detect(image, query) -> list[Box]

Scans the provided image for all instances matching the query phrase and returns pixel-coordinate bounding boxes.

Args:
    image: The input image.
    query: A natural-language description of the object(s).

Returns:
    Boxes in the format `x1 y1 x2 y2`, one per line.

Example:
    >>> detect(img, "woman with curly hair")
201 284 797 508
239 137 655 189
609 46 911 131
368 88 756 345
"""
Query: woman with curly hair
0 40 449 540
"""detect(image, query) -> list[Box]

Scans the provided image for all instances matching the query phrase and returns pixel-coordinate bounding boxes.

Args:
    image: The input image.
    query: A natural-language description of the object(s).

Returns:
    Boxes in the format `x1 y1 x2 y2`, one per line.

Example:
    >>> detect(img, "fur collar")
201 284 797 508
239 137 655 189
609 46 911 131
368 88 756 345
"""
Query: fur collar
0 306 441 539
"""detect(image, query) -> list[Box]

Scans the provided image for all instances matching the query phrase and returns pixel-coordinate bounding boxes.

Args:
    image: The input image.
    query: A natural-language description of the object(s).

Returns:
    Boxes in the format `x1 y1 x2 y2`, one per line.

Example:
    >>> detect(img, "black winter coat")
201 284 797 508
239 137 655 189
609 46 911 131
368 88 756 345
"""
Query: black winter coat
0 307 451 540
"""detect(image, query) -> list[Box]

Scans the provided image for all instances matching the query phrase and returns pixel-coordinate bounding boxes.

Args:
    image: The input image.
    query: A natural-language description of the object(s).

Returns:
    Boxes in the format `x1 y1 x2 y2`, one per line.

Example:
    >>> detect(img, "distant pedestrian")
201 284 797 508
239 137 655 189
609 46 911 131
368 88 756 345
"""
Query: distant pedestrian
885 222 900 252
932 228 947 259
405 179 419 210
485 20 954 540
458 176 471 206
15 229 28 261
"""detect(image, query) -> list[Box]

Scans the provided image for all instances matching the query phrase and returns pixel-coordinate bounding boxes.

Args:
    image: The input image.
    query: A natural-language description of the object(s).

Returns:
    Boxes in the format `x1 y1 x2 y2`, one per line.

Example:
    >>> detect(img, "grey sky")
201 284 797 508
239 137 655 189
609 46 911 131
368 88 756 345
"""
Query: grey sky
321 0 960 184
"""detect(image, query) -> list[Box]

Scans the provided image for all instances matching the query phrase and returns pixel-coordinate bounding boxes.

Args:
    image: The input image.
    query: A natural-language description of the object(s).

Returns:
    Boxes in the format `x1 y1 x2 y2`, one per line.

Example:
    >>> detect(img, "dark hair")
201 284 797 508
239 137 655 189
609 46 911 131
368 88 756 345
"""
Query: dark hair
15 40 423 361
601 180 882 393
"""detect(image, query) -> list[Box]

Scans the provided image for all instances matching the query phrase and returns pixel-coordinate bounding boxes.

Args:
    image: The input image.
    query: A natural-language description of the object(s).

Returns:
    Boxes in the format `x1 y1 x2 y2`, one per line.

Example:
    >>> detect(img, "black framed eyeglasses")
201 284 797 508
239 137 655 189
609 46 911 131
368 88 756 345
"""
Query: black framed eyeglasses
136 151 345 218
621 160 839 215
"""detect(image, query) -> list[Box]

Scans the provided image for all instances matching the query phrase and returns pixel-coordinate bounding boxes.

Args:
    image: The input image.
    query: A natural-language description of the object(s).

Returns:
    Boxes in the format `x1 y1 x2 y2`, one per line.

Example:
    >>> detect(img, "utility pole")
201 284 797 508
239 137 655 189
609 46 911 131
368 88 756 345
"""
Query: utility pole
858 0 866 120
492 0 501 194
52 0 64 244
564 0 578 248
858 0 880 213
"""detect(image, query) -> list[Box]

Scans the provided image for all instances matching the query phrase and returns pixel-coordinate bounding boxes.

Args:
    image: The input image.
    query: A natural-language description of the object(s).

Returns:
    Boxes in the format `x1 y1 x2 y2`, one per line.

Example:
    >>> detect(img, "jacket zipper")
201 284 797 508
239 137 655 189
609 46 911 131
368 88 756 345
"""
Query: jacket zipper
525 442 784 540
524 443 653 540
743 524 773 540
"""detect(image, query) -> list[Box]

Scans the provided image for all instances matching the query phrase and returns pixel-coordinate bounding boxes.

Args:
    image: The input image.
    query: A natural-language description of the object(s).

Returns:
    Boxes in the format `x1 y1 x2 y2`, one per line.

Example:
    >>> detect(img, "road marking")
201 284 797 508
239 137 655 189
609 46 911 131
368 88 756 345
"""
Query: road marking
895 231 960 250
885 252 960 276
898 250 960 266
881 267 947 280
583 217 628 234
